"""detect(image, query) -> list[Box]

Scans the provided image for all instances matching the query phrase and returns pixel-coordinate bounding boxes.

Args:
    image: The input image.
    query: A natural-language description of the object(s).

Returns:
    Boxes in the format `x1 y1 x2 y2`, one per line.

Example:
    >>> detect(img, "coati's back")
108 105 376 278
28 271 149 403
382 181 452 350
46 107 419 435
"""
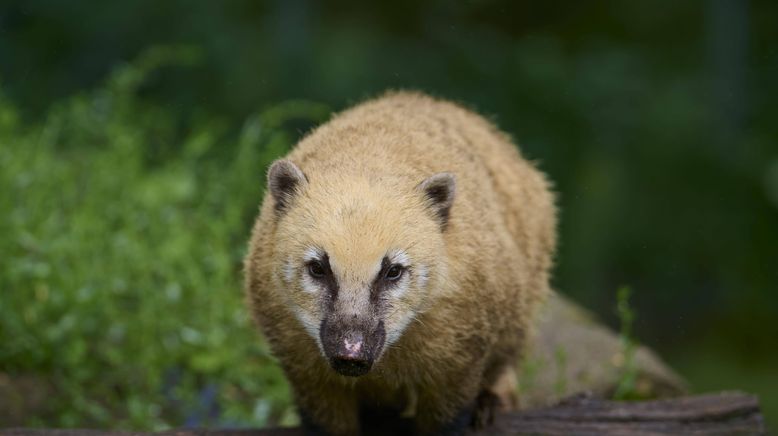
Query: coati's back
245 91 556 435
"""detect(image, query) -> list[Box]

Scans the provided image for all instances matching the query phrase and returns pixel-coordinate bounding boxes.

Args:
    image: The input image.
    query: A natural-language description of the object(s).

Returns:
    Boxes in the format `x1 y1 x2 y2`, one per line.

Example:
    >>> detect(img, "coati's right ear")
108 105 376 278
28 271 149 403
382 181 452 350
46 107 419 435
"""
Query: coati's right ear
267 159 307 214
418 172 456 231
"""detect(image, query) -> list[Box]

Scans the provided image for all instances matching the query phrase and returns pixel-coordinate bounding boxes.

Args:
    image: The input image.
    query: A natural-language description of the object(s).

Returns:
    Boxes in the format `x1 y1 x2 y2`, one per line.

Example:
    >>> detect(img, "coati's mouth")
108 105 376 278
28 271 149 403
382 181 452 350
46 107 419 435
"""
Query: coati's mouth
320 319 386 377
330 356 373 377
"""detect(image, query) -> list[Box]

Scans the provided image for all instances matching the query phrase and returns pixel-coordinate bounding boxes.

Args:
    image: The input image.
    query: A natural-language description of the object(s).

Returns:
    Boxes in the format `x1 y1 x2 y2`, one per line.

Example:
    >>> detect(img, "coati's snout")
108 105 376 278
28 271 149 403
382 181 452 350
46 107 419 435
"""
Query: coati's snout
320 317 386 377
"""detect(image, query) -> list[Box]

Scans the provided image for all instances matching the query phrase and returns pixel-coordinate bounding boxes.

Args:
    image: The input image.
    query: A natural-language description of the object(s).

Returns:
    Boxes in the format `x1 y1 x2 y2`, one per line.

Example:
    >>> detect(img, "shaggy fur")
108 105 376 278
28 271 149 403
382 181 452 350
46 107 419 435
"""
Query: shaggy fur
244 91 556 435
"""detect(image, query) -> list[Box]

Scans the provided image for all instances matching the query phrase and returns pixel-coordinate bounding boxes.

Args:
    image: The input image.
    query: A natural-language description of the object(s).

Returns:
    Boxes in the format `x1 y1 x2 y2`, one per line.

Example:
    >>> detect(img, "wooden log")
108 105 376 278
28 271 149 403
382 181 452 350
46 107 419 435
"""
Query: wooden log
482 391 766 435
3 391 766 436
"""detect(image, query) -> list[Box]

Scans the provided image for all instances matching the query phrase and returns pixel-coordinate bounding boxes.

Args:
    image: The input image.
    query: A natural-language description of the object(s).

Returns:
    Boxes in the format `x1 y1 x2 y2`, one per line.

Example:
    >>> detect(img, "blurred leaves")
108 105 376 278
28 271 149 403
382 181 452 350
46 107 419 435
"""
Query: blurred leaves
0 47 330 429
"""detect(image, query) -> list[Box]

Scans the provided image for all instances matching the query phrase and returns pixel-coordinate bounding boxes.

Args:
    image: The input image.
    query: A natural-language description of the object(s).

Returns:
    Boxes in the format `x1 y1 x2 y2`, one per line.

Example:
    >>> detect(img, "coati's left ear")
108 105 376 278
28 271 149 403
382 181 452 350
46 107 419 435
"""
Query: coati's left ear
417 172 456 230
267 159 307 214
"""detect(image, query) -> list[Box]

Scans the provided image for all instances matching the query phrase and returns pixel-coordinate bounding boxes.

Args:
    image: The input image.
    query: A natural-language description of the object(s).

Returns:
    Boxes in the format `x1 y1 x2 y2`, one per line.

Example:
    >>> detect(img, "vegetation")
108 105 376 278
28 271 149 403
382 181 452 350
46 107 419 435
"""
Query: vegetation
0 51 334 428
613 286 639 400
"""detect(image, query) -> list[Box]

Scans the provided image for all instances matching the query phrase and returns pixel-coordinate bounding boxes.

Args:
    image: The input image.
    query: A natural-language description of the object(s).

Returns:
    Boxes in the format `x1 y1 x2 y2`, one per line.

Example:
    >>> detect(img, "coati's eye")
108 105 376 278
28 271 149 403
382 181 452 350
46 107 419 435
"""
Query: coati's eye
384 264 404 281
307 261 327 278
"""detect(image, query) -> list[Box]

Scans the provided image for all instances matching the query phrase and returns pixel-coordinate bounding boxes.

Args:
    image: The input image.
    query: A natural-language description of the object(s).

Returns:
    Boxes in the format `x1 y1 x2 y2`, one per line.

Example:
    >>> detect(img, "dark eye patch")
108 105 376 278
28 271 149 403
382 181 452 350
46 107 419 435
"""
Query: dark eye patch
371 256 407 302
306 253 338 300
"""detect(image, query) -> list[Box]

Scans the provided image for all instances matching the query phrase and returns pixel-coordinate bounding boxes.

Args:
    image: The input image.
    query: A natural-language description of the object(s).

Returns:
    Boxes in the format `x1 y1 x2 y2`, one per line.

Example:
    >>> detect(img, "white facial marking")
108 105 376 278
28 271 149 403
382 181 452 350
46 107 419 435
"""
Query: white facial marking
385 249 412 298
389 249 411 267
388 278 409 299
367 256 383 281
300 246 323 294
386 313 414 346
292 307 325 354
283 257 296 284
301 274 320 295
416 264 429 289
303 246 321 263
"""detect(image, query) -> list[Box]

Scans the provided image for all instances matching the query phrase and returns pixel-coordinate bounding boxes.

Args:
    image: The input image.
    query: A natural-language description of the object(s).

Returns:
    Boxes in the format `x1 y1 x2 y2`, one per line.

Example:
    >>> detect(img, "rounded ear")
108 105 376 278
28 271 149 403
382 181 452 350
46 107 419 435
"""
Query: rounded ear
417 172 456 230
267 159 307 214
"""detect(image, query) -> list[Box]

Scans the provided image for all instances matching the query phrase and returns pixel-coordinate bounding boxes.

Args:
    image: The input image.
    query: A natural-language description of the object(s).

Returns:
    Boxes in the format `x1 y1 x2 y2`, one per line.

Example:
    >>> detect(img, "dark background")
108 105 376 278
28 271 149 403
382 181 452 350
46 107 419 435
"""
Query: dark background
1 0 776 430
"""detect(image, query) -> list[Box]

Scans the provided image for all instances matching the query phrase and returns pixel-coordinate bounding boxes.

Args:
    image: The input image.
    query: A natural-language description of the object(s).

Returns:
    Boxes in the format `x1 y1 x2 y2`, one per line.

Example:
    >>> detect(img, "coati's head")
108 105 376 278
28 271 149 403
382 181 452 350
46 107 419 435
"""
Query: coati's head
265 159 455 377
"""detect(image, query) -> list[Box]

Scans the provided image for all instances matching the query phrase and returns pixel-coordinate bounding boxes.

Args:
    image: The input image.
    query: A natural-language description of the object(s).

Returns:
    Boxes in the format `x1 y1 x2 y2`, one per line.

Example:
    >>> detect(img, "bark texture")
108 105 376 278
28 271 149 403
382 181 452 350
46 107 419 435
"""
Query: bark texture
3 392 765 435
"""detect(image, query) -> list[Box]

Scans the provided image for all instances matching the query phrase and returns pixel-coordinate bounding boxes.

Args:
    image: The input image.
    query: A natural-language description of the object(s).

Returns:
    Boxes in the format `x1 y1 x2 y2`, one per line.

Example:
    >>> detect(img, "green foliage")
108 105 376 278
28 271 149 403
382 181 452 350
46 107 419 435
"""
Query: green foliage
613 286 639 400
0 48 329 429
553 346 568 397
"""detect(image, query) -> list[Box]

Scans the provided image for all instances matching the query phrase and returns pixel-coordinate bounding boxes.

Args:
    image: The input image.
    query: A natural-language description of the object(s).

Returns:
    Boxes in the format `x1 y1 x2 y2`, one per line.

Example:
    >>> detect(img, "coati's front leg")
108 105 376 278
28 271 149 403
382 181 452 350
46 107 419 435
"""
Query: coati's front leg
413 361 519 435
473 363 519 428
411 365 485 436
466 361 521 431
294 381 359 436
413 390 477 436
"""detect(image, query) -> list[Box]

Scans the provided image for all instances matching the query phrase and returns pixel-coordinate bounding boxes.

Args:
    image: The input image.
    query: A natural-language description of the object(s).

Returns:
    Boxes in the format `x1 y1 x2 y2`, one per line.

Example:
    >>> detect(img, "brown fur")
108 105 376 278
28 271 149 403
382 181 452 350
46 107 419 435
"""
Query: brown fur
244 91 556 435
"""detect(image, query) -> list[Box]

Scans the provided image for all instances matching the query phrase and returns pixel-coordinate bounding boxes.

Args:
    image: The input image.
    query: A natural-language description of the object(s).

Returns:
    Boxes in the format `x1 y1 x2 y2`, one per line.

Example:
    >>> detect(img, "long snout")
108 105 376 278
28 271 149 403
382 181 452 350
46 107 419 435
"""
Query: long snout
320 318 386 377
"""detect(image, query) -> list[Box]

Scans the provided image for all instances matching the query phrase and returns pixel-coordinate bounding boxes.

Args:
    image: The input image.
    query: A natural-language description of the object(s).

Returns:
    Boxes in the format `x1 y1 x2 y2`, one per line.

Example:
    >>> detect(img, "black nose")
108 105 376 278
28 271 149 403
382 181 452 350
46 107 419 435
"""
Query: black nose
330 355 373 377
329 331 373 376
320 319 386 377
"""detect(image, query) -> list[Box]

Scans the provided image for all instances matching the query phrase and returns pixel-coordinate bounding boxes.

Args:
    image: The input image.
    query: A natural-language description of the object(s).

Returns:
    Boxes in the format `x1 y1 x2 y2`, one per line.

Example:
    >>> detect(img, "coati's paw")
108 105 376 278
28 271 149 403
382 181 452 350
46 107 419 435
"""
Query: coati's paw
470 389 501 430
490 366 520 411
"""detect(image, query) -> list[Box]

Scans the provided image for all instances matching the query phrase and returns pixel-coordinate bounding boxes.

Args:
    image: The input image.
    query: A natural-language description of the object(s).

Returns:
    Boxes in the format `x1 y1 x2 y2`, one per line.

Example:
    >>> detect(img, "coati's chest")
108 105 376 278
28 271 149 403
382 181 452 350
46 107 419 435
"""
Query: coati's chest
355 378 419 419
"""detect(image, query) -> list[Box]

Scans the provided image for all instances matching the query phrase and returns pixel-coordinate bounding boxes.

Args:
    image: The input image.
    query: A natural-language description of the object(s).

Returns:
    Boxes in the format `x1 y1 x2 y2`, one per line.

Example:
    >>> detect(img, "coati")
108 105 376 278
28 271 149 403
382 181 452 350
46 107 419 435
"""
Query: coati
244 91 556 435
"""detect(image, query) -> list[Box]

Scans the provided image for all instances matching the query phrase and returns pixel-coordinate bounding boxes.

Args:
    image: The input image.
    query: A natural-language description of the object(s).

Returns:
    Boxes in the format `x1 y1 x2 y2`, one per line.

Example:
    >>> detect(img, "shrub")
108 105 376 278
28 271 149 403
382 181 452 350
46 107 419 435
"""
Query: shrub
0 47 329 430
